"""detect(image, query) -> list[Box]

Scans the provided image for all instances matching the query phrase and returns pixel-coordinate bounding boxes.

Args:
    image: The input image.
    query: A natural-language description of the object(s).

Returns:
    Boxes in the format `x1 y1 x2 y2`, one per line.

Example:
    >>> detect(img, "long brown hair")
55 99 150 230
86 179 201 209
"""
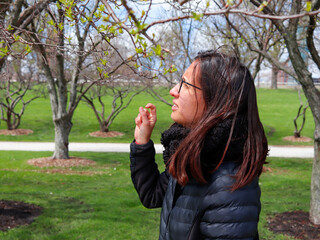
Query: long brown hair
168 49 268 191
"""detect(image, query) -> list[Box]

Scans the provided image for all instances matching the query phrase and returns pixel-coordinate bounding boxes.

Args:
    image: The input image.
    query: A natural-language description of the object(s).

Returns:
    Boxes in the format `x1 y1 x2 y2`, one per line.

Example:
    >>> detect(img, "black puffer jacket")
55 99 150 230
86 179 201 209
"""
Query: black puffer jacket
130 120 261 240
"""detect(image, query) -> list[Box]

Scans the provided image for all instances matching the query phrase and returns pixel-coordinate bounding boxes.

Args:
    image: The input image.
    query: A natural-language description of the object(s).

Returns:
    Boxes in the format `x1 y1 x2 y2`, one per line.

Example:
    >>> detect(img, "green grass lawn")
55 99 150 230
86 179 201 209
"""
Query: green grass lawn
256 88 314 145
259 157 312 240
0 88 315 145
0 151 164 239
0 150 312 239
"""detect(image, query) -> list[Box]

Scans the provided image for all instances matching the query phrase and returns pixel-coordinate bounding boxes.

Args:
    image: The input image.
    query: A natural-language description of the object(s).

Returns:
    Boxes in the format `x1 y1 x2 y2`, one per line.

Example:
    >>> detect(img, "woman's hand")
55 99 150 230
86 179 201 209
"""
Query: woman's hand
134 103 157 145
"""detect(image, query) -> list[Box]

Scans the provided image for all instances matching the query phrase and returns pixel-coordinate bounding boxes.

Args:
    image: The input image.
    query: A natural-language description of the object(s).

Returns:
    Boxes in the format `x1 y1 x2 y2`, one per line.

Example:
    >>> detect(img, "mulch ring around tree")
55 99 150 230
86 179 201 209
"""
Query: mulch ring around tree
0 200 42 231
268 211 320 239
89 131 124 138
26 157 105 175
283 136 312 142
27 157 97 168
0 129 33 136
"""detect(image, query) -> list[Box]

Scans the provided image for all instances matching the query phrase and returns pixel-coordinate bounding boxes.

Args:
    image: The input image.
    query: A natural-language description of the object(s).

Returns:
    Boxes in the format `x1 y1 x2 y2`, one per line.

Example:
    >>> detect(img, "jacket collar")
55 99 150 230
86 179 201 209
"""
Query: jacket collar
160 115 247 169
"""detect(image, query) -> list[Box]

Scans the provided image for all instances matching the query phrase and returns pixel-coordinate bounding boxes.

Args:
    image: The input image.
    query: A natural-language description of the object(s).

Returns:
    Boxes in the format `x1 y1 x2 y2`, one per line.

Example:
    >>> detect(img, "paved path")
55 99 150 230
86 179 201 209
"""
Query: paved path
0 141 314 158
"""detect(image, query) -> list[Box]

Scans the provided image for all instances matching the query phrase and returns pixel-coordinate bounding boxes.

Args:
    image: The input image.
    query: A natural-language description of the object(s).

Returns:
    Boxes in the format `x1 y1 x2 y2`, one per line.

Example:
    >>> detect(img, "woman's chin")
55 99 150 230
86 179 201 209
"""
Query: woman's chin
171 114 184 126
170 112 179 123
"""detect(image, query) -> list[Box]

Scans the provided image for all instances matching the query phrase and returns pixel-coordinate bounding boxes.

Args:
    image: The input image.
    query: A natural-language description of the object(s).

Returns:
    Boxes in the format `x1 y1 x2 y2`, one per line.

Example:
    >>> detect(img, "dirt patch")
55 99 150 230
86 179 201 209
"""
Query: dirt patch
1 168 107 176
0 200 42 231
262 166 273 173
283 136 312 142
268 211 320 239
37 168 104 175
89 131 124 138
262 166 289 175
27 157 96 168
0 129 33 136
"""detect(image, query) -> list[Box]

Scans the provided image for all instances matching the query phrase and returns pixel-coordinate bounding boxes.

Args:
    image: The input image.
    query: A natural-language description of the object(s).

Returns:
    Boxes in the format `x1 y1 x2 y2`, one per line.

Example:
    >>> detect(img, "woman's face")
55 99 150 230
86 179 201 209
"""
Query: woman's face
170 61 205 127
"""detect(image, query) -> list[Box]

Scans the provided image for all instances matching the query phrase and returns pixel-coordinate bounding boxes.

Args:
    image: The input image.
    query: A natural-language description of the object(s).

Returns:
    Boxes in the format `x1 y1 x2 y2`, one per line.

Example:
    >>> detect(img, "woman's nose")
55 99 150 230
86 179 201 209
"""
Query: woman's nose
170 83 179 97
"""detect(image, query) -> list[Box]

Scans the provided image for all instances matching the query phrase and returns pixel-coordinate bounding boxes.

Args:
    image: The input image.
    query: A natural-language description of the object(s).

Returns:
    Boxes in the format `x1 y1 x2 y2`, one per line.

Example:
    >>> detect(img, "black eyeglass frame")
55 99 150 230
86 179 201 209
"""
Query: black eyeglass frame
178 79 202 93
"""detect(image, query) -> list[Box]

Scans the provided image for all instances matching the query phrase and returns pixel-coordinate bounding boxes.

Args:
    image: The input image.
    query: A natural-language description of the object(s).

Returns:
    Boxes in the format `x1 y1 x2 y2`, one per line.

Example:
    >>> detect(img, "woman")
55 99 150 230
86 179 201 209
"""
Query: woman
130 49 268 240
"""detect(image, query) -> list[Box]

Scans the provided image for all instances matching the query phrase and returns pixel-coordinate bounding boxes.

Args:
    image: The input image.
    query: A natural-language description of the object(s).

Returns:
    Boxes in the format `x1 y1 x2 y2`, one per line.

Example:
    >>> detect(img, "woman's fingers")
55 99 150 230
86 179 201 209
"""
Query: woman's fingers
139 107 149 122
145 103 156 113
135 113 141 126
134 104 156 144
145 103 157 123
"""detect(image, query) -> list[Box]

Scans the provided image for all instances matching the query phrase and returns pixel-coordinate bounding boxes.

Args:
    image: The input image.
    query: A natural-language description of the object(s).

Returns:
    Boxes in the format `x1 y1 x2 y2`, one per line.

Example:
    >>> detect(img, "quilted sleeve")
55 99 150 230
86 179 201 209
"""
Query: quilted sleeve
130 140 170 209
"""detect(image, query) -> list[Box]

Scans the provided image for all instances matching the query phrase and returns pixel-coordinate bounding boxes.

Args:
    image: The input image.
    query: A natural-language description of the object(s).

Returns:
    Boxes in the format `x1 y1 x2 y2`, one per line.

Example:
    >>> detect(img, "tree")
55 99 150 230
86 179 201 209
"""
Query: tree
0 53 42 130
0 1 133 158
2 0 176 160
203 4 290 88
82 83 145 133
293 88 309 138
20 0 105 159
248 0 320 224
80 53 147 133
24 0 156 159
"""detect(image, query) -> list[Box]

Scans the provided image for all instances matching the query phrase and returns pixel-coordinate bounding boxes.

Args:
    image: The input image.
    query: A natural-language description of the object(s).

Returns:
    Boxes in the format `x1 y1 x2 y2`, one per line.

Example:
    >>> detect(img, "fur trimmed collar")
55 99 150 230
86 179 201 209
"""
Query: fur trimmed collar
160 116 247 169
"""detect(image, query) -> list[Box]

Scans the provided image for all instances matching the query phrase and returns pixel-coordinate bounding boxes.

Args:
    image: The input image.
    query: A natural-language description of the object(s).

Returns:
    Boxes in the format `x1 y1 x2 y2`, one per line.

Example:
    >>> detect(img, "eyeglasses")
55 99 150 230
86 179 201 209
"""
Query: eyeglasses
177 79 202 93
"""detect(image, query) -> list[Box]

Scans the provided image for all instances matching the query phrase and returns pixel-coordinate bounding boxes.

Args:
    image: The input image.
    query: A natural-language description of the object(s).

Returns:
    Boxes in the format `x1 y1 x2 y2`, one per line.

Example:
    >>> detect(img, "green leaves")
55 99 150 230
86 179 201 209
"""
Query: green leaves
191 12 203 21
25 45 32 54
135 48 143 54
258 1 269 12
7 25 13 31
97 4 105 12
58 23 64 31
47 19 55 26
102 16 110 22
141 10 145 18
136 22 148 32
226 0 233 7
65 6 74 20
0 46 8 58
100 59 108 66
151 45 161 56
305 1 312 12
97 63 109 79
94 11 102 19
103 72 109 78
13 34 20 41
163 65 177 75
56 1 61 9
97 66 103 74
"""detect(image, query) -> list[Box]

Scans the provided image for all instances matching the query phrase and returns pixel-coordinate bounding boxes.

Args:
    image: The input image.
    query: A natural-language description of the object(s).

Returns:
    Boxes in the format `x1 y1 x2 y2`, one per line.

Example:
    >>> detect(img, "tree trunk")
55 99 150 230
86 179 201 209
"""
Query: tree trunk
298 84 320 225
271 64 278 89
310 123 320 224
295 75 320 226
100 123 109 133
52 117 72 159
294 132 300 138
6 111 12 130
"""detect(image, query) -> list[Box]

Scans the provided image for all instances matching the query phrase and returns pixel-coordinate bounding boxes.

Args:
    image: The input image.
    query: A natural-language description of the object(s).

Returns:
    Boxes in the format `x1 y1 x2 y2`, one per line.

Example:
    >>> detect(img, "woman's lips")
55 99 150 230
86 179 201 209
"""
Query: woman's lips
172 104 178 111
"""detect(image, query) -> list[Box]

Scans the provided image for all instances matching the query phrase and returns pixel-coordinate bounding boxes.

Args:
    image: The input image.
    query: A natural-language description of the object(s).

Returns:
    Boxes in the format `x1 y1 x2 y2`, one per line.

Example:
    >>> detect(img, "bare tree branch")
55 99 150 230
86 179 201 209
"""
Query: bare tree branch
144 8 320 32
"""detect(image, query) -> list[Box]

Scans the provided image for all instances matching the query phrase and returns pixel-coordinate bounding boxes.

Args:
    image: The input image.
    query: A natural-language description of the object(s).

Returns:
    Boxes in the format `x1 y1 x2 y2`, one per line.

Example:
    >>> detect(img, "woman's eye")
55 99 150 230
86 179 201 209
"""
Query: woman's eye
183 83 190 88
